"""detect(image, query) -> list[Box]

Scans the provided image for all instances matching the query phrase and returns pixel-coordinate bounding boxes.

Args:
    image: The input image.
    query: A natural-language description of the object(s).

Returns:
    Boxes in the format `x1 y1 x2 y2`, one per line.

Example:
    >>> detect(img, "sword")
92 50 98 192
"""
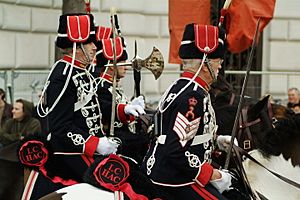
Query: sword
224 18 261 169
109 7 123 200
108 7 121 144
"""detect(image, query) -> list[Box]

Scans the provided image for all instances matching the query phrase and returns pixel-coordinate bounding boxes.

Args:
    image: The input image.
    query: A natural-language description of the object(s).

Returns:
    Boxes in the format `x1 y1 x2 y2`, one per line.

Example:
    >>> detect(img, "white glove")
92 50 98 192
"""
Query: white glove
217 135 238 152
96 137 119 155
124 104 145 117
131 96 145 108
210 170 232 193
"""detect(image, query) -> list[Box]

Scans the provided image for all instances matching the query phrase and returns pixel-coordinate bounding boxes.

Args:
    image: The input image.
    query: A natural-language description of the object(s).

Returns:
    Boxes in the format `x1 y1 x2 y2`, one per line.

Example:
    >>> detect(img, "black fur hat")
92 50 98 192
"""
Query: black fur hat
56 13 96 49
179 23 226 59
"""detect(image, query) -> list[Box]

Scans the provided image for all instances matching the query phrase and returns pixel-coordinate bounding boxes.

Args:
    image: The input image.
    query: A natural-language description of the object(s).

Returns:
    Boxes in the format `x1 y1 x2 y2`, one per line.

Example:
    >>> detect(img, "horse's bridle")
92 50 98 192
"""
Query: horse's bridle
237 101 275 151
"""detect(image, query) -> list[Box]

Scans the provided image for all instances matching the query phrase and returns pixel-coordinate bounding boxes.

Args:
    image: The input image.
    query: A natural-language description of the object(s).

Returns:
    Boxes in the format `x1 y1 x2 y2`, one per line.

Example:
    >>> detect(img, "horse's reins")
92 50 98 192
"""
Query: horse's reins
234 145 300 189
238 107 260 151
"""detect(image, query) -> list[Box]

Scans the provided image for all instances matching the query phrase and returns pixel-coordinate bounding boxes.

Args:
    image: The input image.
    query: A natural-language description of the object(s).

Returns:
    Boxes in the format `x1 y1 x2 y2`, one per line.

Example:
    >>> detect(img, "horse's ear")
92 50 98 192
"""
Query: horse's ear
248 95 270 119
261 95 270 103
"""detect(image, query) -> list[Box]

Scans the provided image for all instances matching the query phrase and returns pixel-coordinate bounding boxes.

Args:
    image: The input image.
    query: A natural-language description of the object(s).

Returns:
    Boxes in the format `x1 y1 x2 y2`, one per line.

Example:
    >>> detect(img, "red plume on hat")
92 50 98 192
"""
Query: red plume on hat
179 23 226 59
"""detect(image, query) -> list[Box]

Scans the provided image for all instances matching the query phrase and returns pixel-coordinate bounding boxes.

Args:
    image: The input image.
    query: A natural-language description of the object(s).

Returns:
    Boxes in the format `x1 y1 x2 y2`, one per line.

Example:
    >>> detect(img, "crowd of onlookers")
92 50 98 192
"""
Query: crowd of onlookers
0 86 299 149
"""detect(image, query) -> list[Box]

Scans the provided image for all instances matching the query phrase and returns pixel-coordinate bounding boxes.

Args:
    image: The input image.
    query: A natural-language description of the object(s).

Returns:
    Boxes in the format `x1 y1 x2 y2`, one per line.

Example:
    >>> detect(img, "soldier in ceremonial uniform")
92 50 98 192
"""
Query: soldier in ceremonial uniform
94 33 149 165
142 24 233 200
23 14 119 199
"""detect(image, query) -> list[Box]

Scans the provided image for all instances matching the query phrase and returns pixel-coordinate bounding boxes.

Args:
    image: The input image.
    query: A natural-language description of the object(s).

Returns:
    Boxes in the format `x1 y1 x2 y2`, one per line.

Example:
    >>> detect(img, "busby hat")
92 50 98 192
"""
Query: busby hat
56 13 96 49
179 23 226 59
95 36 128 68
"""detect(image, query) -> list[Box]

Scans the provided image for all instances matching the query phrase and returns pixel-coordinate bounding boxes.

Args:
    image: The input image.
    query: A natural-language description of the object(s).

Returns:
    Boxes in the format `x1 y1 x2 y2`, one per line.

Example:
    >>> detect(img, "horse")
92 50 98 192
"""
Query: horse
38 93 297 199
215 94 300 199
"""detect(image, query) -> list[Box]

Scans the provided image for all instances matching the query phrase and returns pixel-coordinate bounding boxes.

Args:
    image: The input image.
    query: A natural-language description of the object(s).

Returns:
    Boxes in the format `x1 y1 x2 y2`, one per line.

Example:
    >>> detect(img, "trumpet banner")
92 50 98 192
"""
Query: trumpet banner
225 0 276 53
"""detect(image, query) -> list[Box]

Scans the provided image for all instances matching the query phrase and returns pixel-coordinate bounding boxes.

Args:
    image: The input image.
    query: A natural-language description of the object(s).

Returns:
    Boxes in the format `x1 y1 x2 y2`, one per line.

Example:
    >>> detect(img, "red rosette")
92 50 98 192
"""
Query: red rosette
18 140 48 167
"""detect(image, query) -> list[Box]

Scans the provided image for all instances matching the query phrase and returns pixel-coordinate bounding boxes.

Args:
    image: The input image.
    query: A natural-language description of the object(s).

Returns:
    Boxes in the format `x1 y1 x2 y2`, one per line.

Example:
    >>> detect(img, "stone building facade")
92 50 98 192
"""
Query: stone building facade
0 0 299 103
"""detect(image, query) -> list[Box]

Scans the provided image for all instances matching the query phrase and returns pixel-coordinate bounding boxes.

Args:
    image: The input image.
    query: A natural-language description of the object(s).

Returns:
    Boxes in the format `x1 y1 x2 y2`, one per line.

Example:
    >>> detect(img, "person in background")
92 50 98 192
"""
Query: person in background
0 88 13 129
287 87 300 113
0 99 41 147
287 87 300 109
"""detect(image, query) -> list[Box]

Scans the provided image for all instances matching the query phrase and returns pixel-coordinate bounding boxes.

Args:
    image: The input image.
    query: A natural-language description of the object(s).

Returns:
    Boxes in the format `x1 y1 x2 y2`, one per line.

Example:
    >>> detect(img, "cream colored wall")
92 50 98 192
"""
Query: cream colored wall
263 0 300 102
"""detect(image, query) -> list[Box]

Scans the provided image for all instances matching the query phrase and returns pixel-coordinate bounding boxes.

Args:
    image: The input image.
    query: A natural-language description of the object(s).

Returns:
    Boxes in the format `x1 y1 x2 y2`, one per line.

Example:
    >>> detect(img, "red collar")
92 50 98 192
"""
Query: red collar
181 71 210 91
63 55 87 69
100 72 113 83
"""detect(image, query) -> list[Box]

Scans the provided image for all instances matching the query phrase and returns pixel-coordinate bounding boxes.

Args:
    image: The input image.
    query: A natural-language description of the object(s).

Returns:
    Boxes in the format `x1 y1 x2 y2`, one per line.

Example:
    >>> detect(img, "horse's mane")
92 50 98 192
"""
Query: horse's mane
215 105 237 135
214 95 259 135
210 75 234 109
211 74 233 93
